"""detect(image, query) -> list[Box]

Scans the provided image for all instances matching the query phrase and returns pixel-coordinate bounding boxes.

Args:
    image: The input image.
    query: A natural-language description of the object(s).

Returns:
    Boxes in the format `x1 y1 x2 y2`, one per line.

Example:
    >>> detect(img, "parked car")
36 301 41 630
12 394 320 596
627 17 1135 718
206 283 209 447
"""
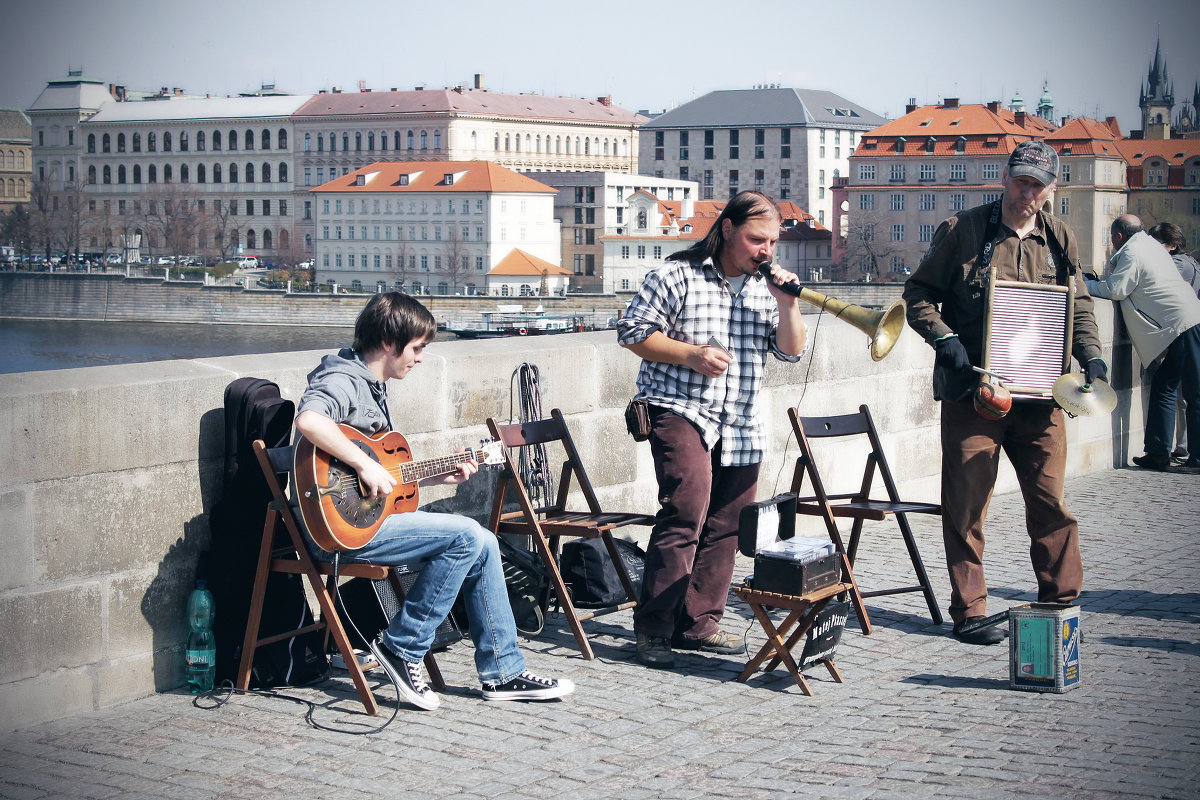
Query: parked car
232 256 259 269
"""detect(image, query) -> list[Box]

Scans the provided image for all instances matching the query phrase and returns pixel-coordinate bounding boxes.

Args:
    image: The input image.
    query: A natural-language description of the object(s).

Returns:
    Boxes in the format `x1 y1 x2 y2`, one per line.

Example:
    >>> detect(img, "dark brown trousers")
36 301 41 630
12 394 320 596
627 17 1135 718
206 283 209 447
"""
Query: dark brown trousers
633 408 760 641
940 400 1084 624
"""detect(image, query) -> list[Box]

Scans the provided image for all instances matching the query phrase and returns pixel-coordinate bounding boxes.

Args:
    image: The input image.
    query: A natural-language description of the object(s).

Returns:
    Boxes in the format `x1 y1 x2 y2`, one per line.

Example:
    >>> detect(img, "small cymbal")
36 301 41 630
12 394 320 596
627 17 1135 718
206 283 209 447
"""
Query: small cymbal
1052 373 1117 417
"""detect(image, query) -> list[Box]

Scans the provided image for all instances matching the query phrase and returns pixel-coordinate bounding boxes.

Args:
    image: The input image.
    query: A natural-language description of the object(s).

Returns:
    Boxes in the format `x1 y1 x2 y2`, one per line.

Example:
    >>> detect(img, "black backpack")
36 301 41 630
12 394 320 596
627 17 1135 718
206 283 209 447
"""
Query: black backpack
201 377 329 688
559 538 646 609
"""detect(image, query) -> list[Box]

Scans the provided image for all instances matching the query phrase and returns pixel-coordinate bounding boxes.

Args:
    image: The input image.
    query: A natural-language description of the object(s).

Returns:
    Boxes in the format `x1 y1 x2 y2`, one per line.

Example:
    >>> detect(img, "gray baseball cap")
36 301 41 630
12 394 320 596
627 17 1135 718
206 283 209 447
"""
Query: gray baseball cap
1007 140 1058 186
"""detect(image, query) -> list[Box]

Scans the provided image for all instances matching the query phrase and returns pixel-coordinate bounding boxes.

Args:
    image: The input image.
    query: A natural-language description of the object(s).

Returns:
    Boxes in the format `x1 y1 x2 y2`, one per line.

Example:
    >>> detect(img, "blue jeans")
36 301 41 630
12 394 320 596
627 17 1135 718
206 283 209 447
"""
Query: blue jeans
308 511 525 684
1146 324 1200 459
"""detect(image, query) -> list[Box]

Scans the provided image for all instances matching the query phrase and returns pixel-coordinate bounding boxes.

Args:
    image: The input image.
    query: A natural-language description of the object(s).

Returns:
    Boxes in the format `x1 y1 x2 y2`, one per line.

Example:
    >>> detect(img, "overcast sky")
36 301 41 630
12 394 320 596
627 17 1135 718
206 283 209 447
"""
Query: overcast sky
4 0 1199 136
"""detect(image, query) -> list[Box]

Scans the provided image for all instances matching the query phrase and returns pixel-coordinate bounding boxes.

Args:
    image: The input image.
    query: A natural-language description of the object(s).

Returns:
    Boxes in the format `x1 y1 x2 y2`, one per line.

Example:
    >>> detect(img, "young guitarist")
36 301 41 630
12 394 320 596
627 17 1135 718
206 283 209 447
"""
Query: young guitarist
294 292 574 709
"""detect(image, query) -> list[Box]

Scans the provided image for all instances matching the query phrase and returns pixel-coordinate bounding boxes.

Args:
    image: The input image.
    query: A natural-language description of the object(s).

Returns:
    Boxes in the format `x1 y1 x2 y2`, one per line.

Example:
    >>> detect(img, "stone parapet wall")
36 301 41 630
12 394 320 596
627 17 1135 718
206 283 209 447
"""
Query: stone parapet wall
0 271 903 327
0 303 1139 728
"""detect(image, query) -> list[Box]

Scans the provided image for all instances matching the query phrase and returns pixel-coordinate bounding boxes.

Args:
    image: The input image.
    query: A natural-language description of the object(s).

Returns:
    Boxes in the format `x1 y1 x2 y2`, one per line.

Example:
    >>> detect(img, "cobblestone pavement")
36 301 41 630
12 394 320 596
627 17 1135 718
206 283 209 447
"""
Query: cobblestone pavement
1 468 1197 800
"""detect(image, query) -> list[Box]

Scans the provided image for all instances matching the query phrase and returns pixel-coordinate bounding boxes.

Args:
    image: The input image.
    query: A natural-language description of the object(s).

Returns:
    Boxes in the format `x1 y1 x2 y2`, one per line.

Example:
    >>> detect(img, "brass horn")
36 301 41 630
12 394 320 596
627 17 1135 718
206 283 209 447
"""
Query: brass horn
758 263 907 361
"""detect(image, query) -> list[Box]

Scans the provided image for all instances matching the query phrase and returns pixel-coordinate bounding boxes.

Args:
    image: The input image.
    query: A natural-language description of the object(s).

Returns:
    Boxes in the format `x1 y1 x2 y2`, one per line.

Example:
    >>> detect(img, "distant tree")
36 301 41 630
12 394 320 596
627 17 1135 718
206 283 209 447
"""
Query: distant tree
841 208 904 283
443 225 470 293
145 183 202 261
1 204 33 257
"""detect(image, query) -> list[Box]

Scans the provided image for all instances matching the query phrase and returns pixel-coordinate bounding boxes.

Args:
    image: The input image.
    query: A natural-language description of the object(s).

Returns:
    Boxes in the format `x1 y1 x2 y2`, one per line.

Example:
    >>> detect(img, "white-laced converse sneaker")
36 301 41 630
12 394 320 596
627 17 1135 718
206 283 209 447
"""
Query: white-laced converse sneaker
368 637 439 710
480 671 575 701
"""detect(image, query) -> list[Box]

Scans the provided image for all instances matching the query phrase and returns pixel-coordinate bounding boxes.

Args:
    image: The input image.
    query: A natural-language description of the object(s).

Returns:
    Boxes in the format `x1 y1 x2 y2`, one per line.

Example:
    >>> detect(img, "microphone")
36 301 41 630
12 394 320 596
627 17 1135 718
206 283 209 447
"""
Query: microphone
757 262 803 297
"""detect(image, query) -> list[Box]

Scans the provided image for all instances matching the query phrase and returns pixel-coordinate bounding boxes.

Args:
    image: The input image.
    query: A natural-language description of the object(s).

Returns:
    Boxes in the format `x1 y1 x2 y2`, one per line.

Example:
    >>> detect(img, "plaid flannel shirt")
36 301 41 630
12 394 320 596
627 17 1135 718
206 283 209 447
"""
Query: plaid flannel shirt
616 257 805 466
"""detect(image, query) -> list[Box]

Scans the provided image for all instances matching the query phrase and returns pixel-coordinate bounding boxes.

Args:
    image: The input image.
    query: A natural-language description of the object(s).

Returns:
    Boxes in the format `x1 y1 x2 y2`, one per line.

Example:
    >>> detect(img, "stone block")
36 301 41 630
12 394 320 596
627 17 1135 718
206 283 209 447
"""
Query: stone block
0 360 232 483
0 668 95 731
35 462 205 583
0 583 103 681
95 653 166 708
107 569 190 662
0 489 33 592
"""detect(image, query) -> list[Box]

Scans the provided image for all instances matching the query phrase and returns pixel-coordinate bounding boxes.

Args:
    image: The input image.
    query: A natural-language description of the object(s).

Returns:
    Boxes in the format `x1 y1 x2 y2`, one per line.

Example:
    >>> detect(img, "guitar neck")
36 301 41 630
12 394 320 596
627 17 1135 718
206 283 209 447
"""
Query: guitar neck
398 448 478 485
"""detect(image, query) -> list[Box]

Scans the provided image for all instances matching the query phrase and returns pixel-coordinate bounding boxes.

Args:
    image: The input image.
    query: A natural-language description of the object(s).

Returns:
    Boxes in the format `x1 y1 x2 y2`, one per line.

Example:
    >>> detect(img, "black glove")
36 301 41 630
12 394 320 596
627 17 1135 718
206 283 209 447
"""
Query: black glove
932 335 976 403
1085 358 1108 385
935 335 971 373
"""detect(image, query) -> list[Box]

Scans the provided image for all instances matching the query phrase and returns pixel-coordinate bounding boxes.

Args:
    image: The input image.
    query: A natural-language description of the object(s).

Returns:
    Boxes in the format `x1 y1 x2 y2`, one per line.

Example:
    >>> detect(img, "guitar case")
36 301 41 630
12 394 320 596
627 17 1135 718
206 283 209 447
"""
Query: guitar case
200 377 329 688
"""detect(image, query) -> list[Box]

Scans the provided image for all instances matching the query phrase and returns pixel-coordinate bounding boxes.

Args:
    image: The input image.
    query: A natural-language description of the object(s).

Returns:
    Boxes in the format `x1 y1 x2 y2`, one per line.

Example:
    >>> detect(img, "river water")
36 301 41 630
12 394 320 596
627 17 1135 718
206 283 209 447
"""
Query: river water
0 319 366 374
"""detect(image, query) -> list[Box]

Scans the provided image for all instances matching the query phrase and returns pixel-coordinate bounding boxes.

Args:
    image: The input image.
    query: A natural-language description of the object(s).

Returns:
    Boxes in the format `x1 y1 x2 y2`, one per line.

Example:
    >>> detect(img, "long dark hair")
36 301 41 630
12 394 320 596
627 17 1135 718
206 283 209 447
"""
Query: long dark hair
667 190 781 264
353 292 436 354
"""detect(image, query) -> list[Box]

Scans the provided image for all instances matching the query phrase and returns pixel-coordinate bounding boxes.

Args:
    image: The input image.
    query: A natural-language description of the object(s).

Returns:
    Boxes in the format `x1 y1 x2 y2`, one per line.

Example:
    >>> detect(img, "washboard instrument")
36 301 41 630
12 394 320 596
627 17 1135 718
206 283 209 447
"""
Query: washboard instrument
982 275 1074 402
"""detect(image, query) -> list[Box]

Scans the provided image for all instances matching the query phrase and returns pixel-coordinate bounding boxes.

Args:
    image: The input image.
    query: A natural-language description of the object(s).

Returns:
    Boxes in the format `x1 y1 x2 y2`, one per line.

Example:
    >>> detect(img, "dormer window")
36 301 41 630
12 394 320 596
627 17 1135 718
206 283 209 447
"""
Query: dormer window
895 137 906 153
444 173 454 185
398 174 409 185
925 137 936 154
355 174 366 186
955 136 967 154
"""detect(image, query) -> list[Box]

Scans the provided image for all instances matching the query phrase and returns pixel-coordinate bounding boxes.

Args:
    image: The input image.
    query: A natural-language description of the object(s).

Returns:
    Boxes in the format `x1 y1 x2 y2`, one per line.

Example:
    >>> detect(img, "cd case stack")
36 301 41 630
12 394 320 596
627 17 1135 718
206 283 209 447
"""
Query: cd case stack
750 537 840 595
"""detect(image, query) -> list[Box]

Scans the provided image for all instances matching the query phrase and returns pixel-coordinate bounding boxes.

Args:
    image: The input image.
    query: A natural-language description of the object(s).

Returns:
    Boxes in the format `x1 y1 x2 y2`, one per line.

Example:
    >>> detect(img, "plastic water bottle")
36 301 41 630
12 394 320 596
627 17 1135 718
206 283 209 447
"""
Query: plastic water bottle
185 579 216 693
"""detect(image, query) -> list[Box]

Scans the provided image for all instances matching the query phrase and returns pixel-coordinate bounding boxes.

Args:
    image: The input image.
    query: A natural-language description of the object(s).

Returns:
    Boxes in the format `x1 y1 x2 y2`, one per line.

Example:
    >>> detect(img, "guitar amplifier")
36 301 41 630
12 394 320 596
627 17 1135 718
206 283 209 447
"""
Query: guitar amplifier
983 278 1074 401
336 571 464 652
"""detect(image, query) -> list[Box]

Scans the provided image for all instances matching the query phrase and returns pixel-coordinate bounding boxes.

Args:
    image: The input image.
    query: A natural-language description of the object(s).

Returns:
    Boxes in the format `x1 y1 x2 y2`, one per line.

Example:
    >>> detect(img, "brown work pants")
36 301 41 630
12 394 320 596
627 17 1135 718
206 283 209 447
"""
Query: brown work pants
633 407 760 641
940 400 1083 624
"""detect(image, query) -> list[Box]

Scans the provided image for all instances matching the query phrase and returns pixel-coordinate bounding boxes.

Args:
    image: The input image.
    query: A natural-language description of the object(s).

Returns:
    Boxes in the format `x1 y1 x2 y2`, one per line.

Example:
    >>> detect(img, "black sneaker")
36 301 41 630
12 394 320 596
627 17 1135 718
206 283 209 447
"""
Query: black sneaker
952 616 1007 646
1132 454 1170 471
368 637 439 710
481 671 575 701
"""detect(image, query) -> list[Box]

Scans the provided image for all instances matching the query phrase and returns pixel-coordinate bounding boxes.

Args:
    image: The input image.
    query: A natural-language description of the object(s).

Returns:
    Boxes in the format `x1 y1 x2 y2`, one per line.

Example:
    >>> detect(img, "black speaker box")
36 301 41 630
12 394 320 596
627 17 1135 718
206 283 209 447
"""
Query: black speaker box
335 572 464 652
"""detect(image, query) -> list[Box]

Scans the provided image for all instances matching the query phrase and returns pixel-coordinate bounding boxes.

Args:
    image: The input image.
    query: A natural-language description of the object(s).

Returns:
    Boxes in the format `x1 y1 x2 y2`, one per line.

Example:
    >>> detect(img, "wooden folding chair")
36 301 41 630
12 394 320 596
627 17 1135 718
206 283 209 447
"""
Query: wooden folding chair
788 404 943 627
236 440 444 716
485 408 654 660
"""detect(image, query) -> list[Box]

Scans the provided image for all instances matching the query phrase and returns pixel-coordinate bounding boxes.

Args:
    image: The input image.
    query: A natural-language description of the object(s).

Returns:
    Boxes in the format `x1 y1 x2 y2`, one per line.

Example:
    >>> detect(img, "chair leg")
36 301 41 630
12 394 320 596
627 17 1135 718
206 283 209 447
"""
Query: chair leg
530 530 595 659
298 565 379 716
838 553 873 635
894 513 944 625
236 508 279 692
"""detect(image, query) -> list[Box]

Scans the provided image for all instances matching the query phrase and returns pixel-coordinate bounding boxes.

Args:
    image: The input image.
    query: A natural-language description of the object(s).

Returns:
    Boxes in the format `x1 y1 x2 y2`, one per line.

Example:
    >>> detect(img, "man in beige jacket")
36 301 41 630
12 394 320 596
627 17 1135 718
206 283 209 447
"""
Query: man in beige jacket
1086 214 1200 471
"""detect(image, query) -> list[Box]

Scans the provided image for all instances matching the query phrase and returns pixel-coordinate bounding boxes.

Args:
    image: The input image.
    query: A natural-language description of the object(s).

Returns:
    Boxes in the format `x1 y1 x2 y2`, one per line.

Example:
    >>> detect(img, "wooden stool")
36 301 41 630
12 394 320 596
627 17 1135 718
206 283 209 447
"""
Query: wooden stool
734 581 850 695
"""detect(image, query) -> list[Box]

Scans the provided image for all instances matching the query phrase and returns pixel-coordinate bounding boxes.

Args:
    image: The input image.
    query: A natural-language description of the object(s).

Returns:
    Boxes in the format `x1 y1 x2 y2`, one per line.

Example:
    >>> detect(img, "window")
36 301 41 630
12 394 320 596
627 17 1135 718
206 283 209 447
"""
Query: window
950 193 967 211
87 133 95 153
148 132 156 152
859 163 876 181
982 163 1000 181
621 245 630 260
890 193 905 211
860 193 875 210
780 128 791 159
212 131 221 151
890 224 904 241
117 133 126 152
950 163 966 181
982 192 1001 204
920 193 935 210
920 163 935 181
704 129 714 160
246 163 255 183
102 133 111 153
163 132 172 152
890 164 905 181
678 130 688 160
919 224 935 242
180 132 188 152
729 129 739 159
754 128 765 159
229 130 237 150
1060 196 1070 215
304 133 311 152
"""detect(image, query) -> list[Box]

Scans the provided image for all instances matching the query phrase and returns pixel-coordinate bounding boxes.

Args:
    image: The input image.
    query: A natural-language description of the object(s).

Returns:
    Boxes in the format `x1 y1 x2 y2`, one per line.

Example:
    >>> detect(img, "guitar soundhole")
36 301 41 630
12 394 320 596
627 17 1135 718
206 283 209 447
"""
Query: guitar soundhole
327 443 385 529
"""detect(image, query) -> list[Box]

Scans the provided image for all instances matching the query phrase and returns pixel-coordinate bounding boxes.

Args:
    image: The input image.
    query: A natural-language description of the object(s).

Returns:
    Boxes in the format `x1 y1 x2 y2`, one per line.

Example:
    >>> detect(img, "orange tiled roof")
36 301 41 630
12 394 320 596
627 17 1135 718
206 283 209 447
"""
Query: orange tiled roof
488 249 570 276
310 161 557 193
1112 138 1200 166
856 103 1056 158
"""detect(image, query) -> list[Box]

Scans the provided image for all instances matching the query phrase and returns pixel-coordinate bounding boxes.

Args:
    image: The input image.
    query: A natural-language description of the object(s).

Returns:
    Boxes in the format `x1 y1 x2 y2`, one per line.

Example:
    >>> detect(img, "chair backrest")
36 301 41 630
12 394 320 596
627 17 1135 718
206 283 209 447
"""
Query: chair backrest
788 404 903 507
486 407 603 517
